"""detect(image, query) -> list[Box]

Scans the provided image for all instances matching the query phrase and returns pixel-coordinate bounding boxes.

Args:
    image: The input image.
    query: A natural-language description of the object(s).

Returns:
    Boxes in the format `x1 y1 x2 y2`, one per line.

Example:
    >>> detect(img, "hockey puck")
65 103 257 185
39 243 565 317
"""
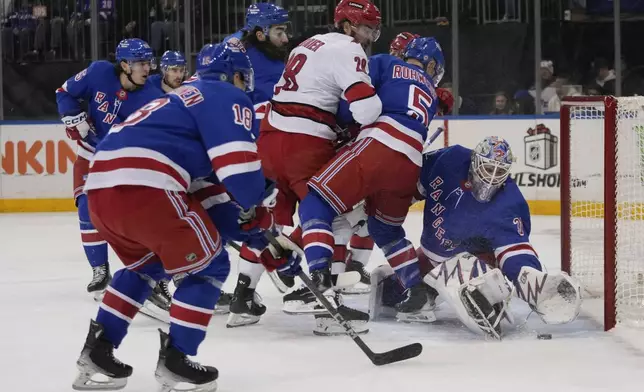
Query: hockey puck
537 333 552 340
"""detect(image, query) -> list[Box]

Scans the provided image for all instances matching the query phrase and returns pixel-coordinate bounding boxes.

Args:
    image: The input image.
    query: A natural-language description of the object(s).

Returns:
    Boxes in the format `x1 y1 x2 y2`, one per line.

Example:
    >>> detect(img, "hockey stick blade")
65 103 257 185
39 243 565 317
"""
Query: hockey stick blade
264 232 423 366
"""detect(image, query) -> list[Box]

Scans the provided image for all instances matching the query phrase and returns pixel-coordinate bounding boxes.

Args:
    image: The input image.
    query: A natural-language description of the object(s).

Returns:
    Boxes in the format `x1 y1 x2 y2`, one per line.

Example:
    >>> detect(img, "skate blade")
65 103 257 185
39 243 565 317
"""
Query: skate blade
139 301 170 324
213 305 230 315
282 299 334 315
267 270 290 293
72 363 127 391
155 368 217 392
340 284 371 295
395 311 437 324
226 313 260 328
91 290 106 302
313 318 369 336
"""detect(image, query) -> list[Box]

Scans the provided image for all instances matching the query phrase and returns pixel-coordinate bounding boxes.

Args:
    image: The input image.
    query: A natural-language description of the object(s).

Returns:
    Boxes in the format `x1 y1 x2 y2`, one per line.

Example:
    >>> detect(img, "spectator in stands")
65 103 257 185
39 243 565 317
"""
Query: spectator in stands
592 57 615 95
546 76 581 113
528 60 557 113
490 91 514 115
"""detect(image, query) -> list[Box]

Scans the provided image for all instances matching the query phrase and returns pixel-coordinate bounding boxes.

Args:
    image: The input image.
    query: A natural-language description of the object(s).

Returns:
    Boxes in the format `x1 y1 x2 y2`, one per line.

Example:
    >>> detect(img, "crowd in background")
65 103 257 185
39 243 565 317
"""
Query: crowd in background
2 0 644 117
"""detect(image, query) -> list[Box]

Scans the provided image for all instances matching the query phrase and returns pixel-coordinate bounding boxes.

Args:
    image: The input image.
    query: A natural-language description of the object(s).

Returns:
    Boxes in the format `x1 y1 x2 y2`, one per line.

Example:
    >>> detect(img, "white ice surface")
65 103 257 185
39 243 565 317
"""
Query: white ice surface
1 212 643 392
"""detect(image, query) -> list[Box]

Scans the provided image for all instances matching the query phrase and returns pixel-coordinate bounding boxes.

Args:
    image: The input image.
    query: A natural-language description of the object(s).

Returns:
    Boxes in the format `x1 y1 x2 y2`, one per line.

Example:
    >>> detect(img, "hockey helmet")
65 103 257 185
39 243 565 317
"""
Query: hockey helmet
389 32 420 58
160 50 187 69
403 37 445 86
244 2 290 34
197 41 254 92
334 0 382 42
469 137 514 202
116 38 153 63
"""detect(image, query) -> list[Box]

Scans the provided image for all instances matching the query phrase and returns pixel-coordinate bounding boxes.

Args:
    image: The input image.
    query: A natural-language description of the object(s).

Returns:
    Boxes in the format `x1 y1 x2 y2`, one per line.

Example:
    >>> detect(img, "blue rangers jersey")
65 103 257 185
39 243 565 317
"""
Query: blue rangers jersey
417 145 541 282
56 61 163 160
84 79 266 211
147 73 164 92
245 45 285 120
338 54 438 166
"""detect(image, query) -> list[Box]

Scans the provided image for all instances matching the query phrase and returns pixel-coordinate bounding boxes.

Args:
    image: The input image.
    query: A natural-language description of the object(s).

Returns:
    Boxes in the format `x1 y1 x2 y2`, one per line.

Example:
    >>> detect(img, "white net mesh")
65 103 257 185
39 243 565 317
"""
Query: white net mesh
567 97 644 328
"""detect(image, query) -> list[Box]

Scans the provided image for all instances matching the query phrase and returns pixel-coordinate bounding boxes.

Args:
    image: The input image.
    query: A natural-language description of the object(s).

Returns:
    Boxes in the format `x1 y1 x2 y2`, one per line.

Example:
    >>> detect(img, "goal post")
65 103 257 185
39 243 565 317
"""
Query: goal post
560 96 644 331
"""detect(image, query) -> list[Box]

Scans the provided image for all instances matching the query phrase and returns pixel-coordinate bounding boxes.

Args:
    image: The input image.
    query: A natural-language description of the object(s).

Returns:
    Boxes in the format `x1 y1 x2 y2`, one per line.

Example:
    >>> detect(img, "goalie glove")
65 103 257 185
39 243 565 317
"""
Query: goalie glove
62 112 94 141
424 252 513 340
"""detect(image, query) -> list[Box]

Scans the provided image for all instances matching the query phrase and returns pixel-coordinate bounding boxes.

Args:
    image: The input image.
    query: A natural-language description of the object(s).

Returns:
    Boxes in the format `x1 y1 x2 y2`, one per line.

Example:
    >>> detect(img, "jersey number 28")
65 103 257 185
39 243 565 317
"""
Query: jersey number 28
407 85 434 127
274 54 307 95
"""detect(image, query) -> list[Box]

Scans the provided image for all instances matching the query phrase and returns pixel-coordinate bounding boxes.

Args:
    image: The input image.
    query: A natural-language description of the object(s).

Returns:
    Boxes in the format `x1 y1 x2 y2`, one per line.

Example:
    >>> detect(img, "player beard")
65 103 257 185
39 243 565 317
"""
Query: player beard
256 40 289 62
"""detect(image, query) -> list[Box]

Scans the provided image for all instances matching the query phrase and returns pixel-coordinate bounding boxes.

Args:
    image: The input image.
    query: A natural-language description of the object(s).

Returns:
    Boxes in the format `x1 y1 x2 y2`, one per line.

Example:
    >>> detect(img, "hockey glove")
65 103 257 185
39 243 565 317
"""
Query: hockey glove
436 87 454 116
260 247 302 276
62 112 95 141
238 206 274 236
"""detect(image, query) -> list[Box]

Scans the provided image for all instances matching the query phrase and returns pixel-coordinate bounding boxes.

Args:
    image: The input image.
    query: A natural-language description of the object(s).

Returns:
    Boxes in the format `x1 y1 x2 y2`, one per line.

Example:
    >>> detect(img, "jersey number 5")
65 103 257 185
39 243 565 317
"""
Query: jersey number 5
274 53 308 95
407 85 434 127
109 98 170 133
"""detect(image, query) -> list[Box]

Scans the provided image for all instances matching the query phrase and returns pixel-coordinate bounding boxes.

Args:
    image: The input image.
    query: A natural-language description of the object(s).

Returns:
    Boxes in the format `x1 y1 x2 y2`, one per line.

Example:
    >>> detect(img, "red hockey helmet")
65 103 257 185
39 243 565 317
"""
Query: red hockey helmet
334 0 382 42
389 32 420 58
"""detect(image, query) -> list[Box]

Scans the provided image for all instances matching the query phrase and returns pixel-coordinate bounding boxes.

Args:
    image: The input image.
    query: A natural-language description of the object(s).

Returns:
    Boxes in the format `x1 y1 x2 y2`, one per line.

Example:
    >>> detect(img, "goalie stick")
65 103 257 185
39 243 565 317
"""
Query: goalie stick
248 233 423 366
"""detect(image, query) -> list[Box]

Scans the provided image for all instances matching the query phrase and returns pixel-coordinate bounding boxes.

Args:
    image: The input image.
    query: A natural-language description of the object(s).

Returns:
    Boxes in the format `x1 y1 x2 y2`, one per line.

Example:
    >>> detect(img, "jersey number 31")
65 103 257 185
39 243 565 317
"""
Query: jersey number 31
407 85 433 127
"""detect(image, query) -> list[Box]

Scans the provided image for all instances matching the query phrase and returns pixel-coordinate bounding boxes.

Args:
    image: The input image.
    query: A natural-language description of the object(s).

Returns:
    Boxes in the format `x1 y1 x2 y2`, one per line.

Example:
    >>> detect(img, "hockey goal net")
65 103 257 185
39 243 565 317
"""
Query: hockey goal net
561 96 644 331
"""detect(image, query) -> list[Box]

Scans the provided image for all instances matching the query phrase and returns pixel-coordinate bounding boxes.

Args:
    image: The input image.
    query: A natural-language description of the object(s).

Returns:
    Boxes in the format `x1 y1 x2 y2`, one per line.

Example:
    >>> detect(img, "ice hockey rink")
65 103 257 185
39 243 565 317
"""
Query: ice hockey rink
1 212 643 392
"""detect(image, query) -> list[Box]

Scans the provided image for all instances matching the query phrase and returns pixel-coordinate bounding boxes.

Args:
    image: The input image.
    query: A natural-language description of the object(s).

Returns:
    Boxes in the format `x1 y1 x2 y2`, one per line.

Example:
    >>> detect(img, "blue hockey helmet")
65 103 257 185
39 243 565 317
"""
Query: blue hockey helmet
160 50 186 68
116 38 153 63
244 2 289 33
469 137 515 202
197 41 254 92
403 37 445 85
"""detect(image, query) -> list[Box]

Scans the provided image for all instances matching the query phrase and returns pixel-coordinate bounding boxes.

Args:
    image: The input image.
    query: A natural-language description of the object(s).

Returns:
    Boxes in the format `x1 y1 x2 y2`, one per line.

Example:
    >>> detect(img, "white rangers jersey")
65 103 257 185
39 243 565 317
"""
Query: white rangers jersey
265 32 382 140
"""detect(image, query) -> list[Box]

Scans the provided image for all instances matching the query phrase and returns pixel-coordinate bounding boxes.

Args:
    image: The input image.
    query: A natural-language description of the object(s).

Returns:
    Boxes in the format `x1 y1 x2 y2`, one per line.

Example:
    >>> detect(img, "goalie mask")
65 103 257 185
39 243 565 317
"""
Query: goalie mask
469 137 514 203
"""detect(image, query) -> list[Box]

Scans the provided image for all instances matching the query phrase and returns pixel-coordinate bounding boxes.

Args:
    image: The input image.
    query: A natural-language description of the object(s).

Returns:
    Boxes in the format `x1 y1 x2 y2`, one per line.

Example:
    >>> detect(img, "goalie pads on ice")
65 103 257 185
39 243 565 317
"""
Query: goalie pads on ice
424 252 514 339
515 266 582 325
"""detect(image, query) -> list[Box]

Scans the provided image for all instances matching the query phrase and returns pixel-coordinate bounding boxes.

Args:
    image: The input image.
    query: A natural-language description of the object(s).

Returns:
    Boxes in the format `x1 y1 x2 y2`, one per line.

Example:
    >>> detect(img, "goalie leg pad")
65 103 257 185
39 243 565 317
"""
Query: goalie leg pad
425 253 513 339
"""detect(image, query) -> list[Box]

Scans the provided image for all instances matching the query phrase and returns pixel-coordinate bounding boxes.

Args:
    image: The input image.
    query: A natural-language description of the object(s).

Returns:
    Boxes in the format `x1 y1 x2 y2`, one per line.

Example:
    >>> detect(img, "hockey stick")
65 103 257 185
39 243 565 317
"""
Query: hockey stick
422 126 444 154
261 232 423 366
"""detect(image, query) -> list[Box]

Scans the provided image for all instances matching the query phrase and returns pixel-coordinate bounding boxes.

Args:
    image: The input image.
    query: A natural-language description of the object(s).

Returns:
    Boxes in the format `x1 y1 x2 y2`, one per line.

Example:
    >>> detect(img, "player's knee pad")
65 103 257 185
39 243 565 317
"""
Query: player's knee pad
299 192 337 229
367 216 405 248
332 214 352 246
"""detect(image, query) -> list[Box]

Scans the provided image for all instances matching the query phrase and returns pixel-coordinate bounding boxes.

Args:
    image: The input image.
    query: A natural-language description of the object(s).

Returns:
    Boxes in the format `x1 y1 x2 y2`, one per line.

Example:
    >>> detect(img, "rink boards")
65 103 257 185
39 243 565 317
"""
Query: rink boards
1 116 570 214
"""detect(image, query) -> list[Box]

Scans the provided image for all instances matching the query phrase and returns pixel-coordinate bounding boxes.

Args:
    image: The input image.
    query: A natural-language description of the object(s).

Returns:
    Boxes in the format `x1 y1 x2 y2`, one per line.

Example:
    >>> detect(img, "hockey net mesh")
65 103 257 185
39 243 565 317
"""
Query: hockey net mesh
567 97 644 328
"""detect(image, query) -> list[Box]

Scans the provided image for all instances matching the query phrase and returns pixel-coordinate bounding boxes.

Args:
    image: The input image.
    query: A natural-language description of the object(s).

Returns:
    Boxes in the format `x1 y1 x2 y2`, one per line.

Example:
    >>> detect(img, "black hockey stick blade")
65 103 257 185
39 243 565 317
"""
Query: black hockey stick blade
370 343 423 366
264 231 423 366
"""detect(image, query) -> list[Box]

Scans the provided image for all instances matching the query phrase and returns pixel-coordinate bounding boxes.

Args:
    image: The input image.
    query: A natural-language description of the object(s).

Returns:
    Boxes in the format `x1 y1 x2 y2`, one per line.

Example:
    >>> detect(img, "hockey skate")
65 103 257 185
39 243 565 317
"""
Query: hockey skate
226 274 266 328
88 264 111 302
266 269 295 293
340 259 371 295
213 292 232 315
139 280 173 324
395 282 438 324
154 330 218 392
313 293 370 336
282 268 336 315
72 320 132 391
